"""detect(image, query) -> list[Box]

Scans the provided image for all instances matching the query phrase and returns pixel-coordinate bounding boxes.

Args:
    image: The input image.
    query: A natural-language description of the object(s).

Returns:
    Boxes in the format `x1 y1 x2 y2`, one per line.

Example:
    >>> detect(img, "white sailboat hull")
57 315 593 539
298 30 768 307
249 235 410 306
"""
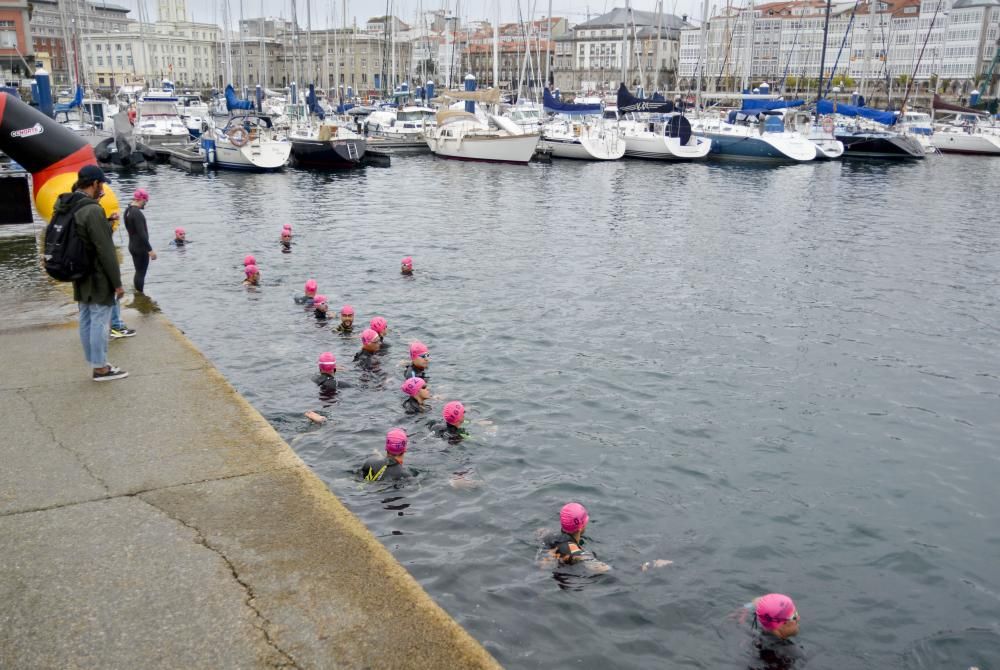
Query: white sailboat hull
623 132 712 160
540 131 625 160
427 133 540 164
931 129 1000 155
215 140 291 171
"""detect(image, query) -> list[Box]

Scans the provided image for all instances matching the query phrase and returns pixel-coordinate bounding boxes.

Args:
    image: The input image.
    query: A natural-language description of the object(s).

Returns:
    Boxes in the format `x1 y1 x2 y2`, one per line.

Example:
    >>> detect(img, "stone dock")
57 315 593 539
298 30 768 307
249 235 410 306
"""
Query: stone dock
0 296 500 669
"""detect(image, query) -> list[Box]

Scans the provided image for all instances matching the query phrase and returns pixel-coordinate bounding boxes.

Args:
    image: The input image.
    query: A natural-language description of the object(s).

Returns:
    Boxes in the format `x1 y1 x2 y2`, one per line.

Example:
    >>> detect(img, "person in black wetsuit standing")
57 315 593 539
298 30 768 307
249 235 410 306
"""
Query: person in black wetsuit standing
124 188 155 292
359 428 412 481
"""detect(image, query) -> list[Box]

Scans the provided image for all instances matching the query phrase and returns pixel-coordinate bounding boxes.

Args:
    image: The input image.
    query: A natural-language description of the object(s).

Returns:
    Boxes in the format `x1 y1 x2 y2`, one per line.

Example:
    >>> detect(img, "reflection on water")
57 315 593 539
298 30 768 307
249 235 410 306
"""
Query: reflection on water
5 154 999 668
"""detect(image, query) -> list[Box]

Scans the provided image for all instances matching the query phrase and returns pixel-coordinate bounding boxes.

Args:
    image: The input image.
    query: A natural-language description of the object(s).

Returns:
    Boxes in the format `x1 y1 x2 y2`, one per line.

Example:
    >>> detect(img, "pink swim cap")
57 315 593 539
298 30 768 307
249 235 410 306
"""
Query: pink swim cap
304 279 318 293
370 317 387 334
560 502 589 534
755 594 797 631
401 377 426 397
360 328 379 345
409 341 429 359
317 351 336 373
385 428 408 455
282 224 292 231
134 188 149 201
443 401 465 426
175 227 185 236
401 256 413 267
243 254 256 266
244 264 258 277
313 294 328 308
341 305 354 316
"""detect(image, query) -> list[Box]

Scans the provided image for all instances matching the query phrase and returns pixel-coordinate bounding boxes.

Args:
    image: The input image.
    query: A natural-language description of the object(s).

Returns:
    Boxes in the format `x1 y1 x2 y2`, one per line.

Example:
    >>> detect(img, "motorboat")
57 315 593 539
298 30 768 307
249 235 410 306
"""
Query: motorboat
289 123 367 169
206 114 290 171
692 113 818 162
176 93 210 138
366 105 436 139
135 89 190 153
539 117 625 160
425 110 540 164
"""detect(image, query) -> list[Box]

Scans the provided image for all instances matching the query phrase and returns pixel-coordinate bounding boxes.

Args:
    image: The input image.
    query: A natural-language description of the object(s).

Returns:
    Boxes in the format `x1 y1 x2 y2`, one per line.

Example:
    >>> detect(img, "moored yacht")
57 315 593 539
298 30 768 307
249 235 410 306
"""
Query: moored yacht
425 110 539 164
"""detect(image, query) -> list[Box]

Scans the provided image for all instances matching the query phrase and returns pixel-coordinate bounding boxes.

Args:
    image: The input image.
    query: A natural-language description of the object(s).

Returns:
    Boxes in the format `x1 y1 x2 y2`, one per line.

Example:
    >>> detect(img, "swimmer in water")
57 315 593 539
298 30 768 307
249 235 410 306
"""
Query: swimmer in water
359 428 412 481
280 230 292 252
369 316 388 348
335 305 355 334
746 594 800 640
295 279 318 305
401 256 413 275
401 376 430 414
243 254 256 268
243 264 260 286
403 341 429 380
283 223 293 237
435 401 470 442
541 503 610 573
311 351 349 392
312 294 330 320
353 328 381 370
170 227 187 246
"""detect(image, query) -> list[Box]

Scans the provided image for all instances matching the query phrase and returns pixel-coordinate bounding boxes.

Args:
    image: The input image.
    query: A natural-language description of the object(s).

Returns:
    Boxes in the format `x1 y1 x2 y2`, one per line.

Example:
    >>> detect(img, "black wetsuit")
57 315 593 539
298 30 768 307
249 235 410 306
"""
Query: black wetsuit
542 531 587 564
293 295 314 305
353 350 377 370
359 455 411 481
124 205 151 292
314 309 328 321
311 373 349 392
169 238 186 247
433 422 468 444
402 396 426 414
376 335 390 353
402 364 427 380
280 240 292 252
335 323 354 334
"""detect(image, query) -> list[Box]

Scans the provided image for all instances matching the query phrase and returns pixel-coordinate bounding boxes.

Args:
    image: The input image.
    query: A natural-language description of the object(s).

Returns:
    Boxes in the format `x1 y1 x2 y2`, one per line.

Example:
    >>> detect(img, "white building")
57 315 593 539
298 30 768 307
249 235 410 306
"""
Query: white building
678 0 999 95
78 0 220 90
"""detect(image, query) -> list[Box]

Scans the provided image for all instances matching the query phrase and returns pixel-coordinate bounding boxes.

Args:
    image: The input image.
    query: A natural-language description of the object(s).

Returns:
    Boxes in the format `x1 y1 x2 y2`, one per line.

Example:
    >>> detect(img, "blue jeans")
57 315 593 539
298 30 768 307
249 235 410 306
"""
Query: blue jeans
111 297 126 330
78 302 113 368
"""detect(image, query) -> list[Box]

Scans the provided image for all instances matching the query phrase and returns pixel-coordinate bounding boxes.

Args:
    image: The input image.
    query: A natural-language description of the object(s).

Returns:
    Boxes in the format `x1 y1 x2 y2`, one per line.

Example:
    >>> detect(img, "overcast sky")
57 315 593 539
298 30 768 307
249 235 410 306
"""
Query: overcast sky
132 0 709 29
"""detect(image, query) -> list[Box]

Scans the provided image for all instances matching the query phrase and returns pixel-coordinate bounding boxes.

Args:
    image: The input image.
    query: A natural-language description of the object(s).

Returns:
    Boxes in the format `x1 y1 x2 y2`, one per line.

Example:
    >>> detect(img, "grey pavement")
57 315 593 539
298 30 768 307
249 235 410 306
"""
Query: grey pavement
0 298 501 669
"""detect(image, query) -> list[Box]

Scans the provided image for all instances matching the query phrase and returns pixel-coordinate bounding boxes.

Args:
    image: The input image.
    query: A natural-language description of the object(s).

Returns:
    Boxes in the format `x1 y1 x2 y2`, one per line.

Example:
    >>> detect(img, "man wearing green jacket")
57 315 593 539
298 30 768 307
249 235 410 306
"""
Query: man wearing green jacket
58 165 128 381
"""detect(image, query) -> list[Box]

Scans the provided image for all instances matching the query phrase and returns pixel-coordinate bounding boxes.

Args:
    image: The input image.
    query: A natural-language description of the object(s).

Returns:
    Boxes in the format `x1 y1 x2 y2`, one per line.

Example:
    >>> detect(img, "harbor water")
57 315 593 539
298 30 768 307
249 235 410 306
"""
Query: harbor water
4 155 999 668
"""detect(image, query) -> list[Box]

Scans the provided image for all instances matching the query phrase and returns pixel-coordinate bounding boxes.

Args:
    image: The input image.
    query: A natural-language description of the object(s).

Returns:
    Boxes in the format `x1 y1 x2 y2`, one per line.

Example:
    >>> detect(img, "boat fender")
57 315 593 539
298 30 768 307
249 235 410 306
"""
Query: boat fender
227 126 249 147
822 116 835 134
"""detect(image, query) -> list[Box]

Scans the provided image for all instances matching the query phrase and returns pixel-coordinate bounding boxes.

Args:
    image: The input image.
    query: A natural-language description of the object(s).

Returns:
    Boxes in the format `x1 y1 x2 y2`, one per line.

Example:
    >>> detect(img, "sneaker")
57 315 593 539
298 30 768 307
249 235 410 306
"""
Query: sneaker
93 365 128 382
110 327 137 339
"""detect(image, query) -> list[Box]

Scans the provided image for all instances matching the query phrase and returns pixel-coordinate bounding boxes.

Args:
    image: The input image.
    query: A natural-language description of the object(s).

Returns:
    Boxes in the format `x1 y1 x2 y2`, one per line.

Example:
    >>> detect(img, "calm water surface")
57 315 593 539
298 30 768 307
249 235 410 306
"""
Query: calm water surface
6 154 1000 669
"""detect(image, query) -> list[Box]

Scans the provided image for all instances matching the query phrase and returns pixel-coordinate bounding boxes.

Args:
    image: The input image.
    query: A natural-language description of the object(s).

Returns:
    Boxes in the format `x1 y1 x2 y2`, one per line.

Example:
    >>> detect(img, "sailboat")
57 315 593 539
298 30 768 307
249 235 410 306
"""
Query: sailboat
818 100 925 159
538 89 625 161
204 85 291 171
424 88 540 164
691 99 818 162
615 85 711 160
288 85 367 169
929 95 1000 155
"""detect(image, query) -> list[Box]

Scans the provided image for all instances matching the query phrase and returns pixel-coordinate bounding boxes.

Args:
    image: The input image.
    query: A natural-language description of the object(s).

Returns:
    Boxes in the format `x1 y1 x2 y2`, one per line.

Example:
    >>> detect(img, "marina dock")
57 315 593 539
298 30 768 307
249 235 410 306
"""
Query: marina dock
0 295 500 670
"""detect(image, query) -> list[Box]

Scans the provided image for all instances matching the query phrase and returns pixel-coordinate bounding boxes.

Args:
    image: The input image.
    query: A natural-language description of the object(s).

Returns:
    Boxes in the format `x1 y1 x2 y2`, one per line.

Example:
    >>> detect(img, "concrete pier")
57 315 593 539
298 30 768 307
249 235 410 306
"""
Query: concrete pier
0 298 500 669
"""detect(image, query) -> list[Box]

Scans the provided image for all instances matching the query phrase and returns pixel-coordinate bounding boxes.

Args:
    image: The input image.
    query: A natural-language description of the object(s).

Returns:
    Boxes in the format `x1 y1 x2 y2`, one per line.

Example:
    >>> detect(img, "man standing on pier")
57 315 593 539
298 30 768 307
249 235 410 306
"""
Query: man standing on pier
60 165 128 381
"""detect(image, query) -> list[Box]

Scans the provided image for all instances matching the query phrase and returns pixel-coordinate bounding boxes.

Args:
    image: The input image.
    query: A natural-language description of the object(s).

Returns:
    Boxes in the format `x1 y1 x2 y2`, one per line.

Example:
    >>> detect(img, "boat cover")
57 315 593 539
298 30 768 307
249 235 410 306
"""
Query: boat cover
666 114 692 144
307 84 326 120
933 95 986 116
741 98 805 112
543 88 601 116
817 100 897 126
617 84 674 113
54 86 83 112
225 85 253 111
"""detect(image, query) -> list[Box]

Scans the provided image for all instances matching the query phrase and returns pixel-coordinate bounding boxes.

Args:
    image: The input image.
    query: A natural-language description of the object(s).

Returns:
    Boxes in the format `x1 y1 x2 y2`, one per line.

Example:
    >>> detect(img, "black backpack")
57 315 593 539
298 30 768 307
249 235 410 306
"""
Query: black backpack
43 198 95 281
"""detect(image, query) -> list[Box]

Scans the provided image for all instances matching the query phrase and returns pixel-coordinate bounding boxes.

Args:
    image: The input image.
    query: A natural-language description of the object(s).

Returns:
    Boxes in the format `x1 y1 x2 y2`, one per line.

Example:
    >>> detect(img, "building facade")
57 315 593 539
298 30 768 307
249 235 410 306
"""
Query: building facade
0 0 32 85
30 0 131 88
465 41 555 89
551 7 690 93
678 0 1000 95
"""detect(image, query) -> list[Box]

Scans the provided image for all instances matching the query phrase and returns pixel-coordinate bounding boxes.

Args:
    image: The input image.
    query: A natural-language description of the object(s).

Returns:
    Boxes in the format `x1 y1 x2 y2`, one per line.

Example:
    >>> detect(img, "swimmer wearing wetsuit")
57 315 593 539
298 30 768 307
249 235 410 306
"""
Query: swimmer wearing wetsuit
433 401 470 443
404 340 430 380
335 305 355 334
542 503 609 572
170 227 187 246
359 428 412 481
401 256 413 275
401 376 429 414
295 279 318 305
353 328 381 370
243 264 260 286
313 294 330 320
369 316 389 351
312 352 350 392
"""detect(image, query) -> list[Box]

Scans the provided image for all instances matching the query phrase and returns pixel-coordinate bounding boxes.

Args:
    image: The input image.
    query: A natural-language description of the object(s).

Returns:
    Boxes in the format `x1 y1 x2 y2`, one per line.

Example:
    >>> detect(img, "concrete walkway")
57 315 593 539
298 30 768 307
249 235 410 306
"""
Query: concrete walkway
0 300 500 669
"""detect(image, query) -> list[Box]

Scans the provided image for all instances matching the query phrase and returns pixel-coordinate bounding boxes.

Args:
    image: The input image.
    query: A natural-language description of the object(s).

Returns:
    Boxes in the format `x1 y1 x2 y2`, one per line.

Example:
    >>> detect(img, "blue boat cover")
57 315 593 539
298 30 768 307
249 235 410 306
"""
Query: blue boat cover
225 84 253 111
817 99 897 126
336 103 355 114
617 84 674 114
54 86 83 112
307 84 326 120
543 88 601 116
741 98 805 112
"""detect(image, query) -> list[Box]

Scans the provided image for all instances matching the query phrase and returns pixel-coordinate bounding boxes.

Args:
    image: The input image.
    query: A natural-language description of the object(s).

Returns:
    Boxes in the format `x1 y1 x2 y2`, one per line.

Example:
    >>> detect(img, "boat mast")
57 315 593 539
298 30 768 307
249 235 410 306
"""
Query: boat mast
494 0 500 89
305 0 312 85
861 0 875 99
545 0 553 89
239 0 247 89
259 0 266 90
742 0 755 91
223 0 234 86
653 0 663 93
621 0 629 85
697 0 710 108
816 0 833 118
